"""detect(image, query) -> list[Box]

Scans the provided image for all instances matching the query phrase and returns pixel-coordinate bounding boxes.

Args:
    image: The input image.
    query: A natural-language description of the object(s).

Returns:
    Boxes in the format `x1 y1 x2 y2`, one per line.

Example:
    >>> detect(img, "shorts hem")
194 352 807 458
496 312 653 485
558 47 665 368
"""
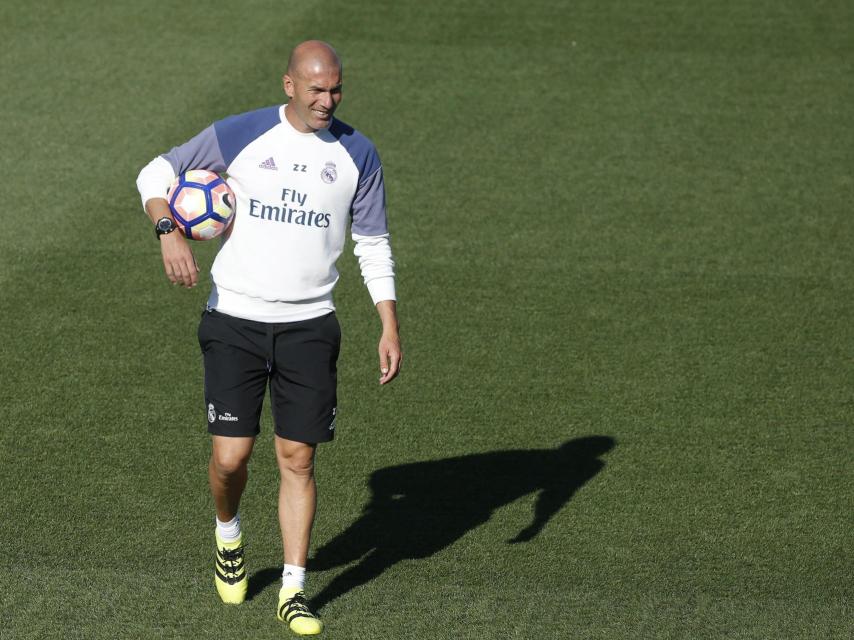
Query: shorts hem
208 424 261 438
273 428 335 444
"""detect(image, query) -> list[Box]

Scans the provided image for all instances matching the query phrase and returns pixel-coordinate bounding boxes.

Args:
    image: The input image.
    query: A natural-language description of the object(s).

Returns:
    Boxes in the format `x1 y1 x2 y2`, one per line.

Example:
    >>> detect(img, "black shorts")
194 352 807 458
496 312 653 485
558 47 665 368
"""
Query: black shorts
197 308 340 443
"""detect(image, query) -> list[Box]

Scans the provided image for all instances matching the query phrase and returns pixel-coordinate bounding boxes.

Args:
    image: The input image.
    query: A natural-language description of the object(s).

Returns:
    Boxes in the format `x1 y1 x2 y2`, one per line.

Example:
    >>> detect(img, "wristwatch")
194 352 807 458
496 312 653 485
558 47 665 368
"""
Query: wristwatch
155 216 177 238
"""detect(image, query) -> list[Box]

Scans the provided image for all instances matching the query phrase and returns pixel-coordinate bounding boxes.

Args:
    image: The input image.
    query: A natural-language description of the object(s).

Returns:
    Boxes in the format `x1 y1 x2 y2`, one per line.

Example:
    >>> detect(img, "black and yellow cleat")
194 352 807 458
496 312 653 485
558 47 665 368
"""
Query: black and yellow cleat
277 586 323 635
215 532 247 604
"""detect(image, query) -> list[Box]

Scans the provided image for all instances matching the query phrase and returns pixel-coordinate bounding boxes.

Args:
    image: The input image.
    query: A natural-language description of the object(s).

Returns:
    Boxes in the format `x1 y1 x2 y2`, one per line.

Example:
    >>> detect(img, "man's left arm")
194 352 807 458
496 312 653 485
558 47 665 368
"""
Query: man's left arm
376 299 402 385
352 232 401 385
348 150 400 385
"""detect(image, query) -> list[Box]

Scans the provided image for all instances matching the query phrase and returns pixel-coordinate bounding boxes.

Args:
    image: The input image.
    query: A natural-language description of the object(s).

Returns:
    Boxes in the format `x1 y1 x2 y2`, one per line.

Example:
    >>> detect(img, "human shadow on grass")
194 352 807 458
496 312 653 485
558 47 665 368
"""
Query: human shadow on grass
306 435 615 610
246 567 282 601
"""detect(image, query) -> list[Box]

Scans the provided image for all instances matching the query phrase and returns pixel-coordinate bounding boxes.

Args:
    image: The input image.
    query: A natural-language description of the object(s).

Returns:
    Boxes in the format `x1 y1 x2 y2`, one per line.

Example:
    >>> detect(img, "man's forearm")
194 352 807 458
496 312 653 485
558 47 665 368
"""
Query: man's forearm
376 300 399 333
145 197 175 225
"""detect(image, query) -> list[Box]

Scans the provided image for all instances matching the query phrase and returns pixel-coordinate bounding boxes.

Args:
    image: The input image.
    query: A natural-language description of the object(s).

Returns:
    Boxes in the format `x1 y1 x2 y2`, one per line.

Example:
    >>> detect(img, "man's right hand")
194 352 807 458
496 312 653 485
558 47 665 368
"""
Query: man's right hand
160 231 199 288
145 196 200 288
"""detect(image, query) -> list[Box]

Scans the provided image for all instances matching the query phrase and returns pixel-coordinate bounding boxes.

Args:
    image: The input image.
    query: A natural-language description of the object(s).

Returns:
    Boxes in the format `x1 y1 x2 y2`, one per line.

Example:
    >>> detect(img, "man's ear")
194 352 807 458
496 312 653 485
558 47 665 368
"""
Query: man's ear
283 74 294 99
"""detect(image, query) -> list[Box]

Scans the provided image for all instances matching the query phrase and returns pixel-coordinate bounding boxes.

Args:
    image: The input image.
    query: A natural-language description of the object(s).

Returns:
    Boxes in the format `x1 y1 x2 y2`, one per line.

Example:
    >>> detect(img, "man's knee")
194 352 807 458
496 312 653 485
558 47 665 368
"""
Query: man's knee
211 437 254 477
276 439 316 478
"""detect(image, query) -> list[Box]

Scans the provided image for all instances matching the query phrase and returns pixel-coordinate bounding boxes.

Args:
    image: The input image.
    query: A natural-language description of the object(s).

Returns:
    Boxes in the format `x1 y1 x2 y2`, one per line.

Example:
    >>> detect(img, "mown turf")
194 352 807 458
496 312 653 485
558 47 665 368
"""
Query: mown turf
1 1 852 638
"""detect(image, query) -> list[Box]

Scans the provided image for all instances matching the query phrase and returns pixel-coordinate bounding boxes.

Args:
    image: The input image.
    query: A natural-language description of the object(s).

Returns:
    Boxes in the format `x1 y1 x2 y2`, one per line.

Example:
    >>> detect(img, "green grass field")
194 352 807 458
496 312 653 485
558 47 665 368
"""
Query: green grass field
1 1 852 638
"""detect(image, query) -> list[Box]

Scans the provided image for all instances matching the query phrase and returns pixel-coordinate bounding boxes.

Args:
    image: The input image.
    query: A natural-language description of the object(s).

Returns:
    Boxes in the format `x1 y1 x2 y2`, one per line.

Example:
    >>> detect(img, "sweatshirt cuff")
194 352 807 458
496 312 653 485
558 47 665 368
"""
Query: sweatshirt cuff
366 277 396 305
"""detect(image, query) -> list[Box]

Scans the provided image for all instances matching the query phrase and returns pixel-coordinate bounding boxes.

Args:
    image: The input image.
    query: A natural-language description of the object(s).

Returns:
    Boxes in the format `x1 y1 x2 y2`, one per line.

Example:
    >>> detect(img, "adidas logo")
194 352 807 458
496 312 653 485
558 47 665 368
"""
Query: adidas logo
259 157 278 170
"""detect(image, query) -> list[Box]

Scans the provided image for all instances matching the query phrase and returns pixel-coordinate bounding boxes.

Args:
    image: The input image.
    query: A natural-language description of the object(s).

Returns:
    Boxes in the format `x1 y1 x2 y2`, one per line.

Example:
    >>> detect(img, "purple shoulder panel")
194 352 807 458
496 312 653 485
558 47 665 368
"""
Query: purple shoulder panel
329 119 382 179
329 119 388 235
161 105 281 174
160 125 225 174
213 105 281 167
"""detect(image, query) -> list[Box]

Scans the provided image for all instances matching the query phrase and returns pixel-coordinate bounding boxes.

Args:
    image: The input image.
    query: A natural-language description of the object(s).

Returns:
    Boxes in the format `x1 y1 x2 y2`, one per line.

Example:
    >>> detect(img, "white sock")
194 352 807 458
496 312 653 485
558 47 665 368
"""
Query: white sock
282 564 306 590
215 514 241 543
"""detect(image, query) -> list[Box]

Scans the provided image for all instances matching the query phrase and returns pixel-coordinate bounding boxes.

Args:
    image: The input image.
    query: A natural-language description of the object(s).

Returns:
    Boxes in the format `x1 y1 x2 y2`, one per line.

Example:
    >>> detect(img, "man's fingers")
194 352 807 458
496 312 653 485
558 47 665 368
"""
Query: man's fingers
164 254 199 288
160 235 198 288
388 350 401 375
181 257 198 287
378 345 402 384
164 262 178 284
379 350 389 378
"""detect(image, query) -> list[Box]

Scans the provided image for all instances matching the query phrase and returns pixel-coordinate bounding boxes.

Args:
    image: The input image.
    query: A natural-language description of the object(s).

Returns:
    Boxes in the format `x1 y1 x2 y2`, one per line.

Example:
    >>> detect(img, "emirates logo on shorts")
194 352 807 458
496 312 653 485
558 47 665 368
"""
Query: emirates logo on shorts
208 403 217 424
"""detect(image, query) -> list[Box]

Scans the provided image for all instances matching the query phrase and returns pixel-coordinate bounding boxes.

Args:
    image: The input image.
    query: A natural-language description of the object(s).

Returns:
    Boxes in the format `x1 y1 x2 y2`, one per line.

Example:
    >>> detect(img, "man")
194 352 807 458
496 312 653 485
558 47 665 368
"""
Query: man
135 40 401 636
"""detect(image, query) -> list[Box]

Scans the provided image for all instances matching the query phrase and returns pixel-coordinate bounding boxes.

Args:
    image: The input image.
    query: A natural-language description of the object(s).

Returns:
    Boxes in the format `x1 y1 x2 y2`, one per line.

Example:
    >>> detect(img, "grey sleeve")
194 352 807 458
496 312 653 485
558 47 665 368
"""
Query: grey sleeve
350 166 389 236
160 125 226 174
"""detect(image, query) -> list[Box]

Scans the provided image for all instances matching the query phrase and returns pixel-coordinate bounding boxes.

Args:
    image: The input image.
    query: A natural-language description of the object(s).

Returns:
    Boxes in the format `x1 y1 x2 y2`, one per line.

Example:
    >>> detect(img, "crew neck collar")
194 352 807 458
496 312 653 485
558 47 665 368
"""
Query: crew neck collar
279 104 334 137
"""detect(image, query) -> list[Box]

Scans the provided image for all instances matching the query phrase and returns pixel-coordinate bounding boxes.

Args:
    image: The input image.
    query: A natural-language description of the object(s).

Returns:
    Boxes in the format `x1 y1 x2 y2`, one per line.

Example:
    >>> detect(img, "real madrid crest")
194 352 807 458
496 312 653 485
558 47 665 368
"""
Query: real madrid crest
321 161 338 184
208 403 216 424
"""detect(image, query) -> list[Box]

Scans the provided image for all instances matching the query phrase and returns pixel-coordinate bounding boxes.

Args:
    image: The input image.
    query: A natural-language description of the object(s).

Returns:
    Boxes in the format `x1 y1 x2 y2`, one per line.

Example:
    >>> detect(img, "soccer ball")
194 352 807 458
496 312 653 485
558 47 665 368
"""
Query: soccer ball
167 170 235 240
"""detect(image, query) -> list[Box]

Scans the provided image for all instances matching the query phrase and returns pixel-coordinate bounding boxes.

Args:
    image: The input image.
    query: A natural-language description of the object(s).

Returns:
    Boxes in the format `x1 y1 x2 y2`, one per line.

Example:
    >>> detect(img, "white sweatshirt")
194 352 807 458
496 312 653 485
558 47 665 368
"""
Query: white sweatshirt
136 104 396 322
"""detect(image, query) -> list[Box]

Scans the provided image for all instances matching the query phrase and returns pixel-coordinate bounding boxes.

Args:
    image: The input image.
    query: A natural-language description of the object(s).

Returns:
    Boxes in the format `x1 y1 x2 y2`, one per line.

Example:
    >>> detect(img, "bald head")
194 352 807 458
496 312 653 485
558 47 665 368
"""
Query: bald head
286 40 342 79
282 40 344 132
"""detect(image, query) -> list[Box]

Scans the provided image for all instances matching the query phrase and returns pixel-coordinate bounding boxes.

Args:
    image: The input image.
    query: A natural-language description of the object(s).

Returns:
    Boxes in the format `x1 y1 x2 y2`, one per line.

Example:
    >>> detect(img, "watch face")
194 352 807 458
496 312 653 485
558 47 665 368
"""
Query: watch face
157 218 174 233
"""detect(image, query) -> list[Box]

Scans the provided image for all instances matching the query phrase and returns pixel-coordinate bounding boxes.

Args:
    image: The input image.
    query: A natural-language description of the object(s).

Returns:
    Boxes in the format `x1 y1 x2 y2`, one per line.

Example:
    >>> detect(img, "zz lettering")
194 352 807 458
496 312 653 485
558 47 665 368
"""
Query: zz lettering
293 164 307 172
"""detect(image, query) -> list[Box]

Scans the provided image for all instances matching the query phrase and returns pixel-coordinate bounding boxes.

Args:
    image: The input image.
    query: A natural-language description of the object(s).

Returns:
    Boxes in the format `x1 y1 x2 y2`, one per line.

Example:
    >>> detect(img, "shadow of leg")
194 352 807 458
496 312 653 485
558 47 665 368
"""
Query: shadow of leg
310 511 381 572
246 566 283 601
313 548 396 611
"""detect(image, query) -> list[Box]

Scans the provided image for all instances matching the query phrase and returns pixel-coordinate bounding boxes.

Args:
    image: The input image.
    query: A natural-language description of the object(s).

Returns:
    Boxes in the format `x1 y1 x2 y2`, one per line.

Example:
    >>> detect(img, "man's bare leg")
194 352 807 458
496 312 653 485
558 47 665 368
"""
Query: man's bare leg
209 435 256 520
210 435 254 604
275 436 317 568
274 435 323 633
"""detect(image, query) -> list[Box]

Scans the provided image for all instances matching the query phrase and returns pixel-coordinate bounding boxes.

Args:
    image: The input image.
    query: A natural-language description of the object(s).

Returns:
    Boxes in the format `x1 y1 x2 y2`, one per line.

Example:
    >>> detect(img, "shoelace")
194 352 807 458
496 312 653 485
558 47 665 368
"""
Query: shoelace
217 545 245 577
282 592 315 620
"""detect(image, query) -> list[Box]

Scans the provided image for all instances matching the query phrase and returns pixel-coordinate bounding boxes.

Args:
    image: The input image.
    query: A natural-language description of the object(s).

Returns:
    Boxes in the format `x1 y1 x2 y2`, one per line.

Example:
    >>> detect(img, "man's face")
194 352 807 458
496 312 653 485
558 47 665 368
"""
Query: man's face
283 65 342 132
